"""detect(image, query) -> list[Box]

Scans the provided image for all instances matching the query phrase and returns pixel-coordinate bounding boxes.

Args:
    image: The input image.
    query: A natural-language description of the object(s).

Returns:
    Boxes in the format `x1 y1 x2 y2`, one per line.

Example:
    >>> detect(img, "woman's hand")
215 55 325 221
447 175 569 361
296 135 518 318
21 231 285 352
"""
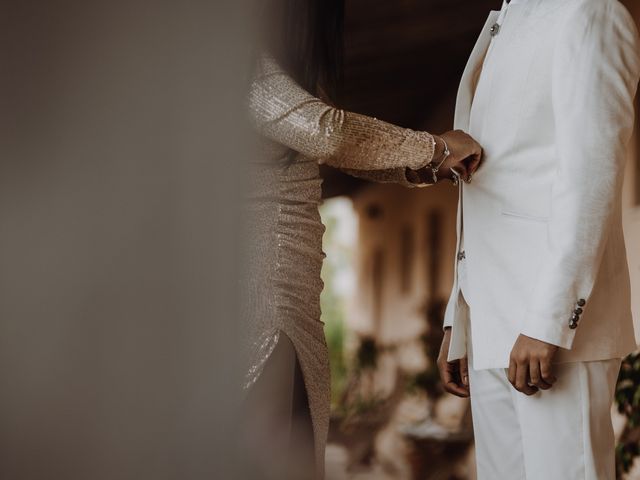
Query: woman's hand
436 130 483 183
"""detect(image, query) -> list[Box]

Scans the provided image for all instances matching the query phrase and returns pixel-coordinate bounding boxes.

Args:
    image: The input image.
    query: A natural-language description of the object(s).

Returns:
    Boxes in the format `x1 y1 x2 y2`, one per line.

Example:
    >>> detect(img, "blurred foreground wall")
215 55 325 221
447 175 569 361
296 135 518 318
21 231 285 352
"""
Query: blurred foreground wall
0 1 252 478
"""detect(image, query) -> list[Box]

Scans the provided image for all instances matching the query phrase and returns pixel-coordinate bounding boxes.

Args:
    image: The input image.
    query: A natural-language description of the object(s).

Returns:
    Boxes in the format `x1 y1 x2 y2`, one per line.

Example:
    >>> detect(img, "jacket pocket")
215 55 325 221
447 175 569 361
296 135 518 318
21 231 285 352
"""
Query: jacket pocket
501 210 548 223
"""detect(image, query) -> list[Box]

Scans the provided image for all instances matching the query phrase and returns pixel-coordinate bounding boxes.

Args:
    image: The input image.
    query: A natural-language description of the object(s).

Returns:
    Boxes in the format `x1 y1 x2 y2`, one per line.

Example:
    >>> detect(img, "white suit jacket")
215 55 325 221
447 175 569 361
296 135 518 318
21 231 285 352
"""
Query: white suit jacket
444 0 640 370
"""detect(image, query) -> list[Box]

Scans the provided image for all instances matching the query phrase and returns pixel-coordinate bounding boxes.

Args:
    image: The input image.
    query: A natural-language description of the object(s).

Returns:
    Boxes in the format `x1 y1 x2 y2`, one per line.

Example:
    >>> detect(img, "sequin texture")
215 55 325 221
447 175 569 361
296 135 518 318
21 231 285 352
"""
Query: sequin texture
242 56 436 477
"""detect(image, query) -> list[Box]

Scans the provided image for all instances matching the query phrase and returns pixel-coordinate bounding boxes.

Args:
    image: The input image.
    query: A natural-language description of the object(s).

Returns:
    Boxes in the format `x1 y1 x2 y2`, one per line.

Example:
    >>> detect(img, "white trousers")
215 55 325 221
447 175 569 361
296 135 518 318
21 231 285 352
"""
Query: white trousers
458 257 622 479
469 358 621 480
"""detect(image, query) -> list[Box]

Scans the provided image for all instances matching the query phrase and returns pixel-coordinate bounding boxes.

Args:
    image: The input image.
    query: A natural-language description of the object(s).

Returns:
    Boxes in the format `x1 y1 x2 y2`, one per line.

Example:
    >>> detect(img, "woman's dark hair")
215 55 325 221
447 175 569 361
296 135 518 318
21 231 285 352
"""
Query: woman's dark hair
262 0 345 104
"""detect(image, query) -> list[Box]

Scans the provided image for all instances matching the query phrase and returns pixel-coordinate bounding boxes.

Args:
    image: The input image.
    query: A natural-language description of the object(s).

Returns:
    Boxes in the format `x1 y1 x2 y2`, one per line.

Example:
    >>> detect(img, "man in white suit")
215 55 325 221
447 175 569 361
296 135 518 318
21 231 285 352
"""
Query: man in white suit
437 0 640 478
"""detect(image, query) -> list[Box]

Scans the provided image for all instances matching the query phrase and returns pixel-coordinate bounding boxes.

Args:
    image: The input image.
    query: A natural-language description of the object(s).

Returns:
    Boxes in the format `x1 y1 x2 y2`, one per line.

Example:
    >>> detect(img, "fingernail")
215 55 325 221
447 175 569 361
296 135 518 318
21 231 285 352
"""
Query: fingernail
463 375 469 386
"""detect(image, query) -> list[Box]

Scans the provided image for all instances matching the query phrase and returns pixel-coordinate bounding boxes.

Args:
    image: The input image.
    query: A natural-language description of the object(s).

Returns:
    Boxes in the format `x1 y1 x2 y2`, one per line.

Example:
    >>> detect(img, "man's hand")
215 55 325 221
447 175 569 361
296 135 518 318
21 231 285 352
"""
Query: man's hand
508 334 558 395
437 328 470 397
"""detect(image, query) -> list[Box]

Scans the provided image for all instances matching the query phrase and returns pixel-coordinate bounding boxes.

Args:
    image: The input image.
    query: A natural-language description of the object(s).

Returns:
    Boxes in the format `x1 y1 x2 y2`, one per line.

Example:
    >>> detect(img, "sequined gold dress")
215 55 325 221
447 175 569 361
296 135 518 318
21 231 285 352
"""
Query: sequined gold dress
244 56 436 477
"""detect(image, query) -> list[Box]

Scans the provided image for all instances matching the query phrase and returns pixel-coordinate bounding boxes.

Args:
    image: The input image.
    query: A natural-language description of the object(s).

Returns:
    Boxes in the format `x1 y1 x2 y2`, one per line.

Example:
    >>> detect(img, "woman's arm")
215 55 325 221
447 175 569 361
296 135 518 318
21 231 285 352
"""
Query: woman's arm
341 129 481 186
249 57 435 173
339 167 421 187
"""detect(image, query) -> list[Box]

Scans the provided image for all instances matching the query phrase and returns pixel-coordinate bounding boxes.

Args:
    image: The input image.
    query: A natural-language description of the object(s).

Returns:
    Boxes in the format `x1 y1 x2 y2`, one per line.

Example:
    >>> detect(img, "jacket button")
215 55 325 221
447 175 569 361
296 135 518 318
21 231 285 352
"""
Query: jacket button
457 251 466 261
574 308 583 315
577 299 586 307
569 320 578 330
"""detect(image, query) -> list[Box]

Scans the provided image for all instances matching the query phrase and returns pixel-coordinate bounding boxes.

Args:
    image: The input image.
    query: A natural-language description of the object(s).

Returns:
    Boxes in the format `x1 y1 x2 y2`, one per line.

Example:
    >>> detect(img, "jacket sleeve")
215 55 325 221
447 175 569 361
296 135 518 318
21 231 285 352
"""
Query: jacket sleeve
249 56 435 173
520 1 640 349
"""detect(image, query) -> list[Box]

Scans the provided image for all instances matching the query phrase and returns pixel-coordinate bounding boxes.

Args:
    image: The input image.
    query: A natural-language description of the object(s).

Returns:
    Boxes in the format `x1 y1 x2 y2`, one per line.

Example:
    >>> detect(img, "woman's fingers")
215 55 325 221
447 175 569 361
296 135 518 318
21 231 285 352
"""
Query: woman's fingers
460 139 482 181
466 151 483 176
451 164 468 182
436 130 483 183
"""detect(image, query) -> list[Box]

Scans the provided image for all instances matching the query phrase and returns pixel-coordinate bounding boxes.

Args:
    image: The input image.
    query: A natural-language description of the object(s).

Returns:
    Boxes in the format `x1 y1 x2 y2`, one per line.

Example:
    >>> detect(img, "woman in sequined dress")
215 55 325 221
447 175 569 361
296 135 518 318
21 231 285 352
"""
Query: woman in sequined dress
241 1 483 478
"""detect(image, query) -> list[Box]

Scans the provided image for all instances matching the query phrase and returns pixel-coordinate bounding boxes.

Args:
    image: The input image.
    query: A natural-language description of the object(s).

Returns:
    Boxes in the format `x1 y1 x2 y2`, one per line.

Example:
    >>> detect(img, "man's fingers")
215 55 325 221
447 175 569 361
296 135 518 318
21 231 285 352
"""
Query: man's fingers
445 362 470 397
538 380 554 390
460 357 469 387
445 380 469 397
440 361 469 398
514 359 537 396
437 331 469 397
508 358 517 385
528 360 541 385
529 360 552 390
540 360 558 385
514 359 528 391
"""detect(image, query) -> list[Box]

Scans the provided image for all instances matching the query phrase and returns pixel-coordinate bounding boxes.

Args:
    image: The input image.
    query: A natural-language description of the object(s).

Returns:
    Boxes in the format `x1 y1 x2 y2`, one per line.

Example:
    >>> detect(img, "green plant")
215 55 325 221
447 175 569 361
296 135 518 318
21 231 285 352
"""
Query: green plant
324 312 348 408
615 352 640 477
320 208 351 409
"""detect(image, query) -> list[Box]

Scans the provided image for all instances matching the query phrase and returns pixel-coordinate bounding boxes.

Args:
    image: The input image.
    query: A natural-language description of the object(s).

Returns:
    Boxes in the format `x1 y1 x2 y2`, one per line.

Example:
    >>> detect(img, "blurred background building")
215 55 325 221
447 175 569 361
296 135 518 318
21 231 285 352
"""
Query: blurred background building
320 1 640 479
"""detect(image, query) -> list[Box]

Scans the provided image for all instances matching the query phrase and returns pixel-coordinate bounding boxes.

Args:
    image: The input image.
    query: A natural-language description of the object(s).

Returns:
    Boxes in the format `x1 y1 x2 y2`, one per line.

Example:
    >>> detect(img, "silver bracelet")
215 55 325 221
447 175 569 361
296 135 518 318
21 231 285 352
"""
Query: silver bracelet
411 136 452 187
423 137 451 184
431 137 450 173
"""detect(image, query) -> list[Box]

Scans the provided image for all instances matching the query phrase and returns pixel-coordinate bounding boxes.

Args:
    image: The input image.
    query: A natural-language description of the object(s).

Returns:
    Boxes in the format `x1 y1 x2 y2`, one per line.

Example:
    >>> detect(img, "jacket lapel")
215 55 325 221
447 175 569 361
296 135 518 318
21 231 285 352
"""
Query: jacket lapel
454 11 501 131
